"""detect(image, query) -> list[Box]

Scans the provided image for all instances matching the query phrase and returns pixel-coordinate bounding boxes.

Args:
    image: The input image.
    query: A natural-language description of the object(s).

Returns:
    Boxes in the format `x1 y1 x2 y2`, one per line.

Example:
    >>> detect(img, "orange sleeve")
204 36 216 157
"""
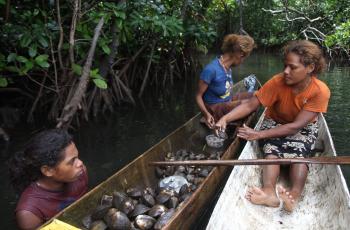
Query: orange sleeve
303 84 330 113
255 75 279 107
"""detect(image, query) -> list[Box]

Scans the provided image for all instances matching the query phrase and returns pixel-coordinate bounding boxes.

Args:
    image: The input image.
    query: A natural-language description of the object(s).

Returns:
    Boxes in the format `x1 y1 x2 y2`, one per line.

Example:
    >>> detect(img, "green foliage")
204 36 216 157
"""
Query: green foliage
92 79 108 89
204 0 350 54
325 20 350 49
71 64 107 89
1 5 52 77
0 77 7 87
90 68 107 89
1 0 349 122
72 63 82 75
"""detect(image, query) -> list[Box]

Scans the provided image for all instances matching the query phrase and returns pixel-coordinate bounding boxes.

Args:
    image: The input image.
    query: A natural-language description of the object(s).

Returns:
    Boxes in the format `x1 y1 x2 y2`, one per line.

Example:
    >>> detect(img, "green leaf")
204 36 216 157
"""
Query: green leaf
101 44 111 55
16 56 29 63
7 53 17 63
35 55 50 68
35 54 49 64
33 9 39 16
38 36 48 47
72 63 82 75
116 19 123 30
0 0 5 5
20 35 32 47
90 68 99 77
28 46 37 57
114 11 126 20
93 78 108 89
0 77 8 87
37 61 50 68
95 74 103 79
25 60 34 70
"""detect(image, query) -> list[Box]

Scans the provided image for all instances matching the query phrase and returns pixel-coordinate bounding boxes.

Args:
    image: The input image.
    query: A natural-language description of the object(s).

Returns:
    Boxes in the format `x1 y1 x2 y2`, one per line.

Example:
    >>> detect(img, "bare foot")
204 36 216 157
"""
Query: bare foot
245 186 280 207
277 185 298 212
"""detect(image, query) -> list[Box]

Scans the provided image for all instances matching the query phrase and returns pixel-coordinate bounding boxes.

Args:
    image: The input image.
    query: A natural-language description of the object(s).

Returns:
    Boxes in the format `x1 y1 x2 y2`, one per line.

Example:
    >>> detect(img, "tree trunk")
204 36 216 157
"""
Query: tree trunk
56 17 104 129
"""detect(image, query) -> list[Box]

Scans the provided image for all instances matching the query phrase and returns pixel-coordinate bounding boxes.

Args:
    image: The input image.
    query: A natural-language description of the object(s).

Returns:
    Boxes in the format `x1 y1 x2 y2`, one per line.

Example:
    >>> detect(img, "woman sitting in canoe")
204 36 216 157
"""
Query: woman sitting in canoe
215 40 329 212
196 33 256 129
9 129 88 229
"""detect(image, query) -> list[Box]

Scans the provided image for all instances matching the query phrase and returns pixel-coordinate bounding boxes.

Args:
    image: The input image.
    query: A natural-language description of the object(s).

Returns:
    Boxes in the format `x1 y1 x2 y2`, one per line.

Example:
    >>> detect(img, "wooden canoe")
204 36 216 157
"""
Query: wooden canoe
41 77 258 229
207 112 350 230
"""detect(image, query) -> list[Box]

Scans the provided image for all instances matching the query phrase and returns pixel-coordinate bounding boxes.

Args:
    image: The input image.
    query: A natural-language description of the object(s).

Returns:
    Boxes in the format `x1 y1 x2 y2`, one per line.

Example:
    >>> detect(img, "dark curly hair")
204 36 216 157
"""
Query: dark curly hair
283 40 327 75
8 129 73 193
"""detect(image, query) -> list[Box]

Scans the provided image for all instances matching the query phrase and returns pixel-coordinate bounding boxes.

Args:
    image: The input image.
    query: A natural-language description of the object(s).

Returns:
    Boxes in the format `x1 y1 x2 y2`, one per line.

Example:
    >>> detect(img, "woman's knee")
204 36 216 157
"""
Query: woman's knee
265 154 279 159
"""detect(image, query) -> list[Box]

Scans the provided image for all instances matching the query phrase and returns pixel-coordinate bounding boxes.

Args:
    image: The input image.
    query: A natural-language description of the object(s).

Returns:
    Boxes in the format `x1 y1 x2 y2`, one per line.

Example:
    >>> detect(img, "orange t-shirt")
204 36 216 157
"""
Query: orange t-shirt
255 73 330 124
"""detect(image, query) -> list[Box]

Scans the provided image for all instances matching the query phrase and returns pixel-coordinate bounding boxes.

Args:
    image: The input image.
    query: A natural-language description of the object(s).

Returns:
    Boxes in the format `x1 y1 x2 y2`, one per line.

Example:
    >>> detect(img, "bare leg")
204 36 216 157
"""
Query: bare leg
278 163 308 212
241 98 250 104
245 154 280 207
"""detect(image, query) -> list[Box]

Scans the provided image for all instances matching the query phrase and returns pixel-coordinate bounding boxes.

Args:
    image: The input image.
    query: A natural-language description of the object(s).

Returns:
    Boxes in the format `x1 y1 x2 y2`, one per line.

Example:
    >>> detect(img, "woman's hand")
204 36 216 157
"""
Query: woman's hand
215 117 227 134
237 124 261 140
205 113 215 129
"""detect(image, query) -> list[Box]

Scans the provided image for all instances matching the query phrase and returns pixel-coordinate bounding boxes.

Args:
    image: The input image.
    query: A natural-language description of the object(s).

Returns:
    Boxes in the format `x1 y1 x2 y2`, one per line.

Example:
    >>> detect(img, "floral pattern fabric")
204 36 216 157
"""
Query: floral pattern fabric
258 118 318 158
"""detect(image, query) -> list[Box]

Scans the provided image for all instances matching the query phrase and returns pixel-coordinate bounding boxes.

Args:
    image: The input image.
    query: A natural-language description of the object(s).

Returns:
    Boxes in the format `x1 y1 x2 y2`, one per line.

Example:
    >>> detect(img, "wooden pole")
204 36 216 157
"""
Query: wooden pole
150 156 350 166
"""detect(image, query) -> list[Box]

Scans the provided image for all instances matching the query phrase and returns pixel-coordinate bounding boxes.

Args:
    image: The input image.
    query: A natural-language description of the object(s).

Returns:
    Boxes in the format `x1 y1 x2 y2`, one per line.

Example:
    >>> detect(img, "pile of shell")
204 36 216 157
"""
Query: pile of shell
82 185 192 230
155 149 223 184
82 149 223 230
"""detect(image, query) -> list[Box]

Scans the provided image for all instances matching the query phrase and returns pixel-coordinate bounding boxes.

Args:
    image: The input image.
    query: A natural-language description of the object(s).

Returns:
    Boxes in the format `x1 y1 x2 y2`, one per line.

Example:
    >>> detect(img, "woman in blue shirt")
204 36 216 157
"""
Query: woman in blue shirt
196 34 255 128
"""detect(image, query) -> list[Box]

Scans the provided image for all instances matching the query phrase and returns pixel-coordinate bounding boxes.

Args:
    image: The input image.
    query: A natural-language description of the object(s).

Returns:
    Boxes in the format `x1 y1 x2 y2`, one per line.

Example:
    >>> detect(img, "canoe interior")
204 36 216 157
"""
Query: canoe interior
46 79 254 229
207 113 350 230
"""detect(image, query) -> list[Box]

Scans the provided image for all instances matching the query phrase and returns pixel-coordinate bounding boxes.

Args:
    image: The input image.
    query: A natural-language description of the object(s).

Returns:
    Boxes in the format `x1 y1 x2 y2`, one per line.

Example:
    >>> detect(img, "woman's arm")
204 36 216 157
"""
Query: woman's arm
237 110 318 141
196 80 215 128
16 210 43 230
216 95 261 131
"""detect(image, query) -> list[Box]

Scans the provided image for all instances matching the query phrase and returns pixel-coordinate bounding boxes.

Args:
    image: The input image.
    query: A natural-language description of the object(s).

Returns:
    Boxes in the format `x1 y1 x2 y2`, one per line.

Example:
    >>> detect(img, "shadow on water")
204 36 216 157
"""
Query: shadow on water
1 53 350 229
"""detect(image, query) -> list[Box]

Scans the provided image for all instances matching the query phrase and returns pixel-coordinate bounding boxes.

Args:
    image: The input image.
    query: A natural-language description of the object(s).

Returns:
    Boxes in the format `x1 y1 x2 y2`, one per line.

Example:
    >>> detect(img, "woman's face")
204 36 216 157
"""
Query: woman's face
50 142 84 183
283 52 314 86
231 51 246 66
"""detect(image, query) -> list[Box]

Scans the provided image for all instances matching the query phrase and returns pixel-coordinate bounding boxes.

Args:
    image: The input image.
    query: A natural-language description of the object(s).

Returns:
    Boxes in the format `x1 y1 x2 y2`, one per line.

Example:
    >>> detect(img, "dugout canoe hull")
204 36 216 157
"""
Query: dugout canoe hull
207 112 350 230
42 78 257 230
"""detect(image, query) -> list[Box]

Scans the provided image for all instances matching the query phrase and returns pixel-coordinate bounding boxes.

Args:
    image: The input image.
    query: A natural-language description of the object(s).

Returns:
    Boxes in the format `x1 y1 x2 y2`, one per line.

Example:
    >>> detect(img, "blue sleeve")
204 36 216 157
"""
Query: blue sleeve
200 66 215 84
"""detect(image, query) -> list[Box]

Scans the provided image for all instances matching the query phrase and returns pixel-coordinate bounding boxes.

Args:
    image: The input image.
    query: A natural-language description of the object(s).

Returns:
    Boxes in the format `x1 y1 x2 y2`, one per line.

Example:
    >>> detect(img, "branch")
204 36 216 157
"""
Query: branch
262 7 322 23
4 0 11 22
56 17 104 129
27 74 47 122
56 0 64 69
69 0 80 65
138 41 156 98
261 8 284 14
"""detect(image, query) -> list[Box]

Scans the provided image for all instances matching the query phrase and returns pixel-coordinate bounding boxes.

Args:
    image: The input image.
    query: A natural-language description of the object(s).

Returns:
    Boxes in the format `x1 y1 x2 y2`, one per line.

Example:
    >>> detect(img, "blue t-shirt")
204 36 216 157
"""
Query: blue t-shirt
200 57 233 104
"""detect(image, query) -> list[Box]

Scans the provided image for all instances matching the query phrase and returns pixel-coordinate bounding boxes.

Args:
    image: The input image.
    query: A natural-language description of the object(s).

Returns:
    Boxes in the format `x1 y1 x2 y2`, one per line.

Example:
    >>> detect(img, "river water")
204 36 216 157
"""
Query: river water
1 53 349 229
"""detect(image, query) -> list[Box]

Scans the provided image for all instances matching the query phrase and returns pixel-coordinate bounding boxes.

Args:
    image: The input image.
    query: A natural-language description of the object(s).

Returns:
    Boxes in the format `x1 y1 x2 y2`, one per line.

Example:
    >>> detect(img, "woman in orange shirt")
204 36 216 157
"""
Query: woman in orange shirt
215 40 330 212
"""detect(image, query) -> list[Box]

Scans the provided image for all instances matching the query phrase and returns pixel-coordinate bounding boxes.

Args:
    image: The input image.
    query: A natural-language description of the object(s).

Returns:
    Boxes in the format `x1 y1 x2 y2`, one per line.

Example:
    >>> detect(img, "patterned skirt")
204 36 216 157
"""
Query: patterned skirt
258 118 319 158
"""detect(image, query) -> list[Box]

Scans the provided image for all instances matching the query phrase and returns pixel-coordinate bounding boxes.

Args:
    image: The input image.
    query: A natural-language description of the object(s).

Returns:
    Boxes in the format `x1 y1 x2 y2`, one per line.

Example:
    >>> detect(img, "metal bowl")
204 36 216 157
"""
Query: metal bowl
205 134 225 148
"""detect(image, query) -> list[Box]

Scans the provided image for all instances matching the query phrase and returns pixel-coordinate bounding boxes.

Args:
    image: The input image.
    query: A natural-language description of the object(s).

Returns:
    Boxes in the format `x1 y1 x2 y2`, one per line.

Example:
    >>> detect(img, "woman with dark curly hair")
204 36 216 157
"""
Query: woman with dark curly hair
196 34 255 129
9 129 88 229
215 40 329 212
